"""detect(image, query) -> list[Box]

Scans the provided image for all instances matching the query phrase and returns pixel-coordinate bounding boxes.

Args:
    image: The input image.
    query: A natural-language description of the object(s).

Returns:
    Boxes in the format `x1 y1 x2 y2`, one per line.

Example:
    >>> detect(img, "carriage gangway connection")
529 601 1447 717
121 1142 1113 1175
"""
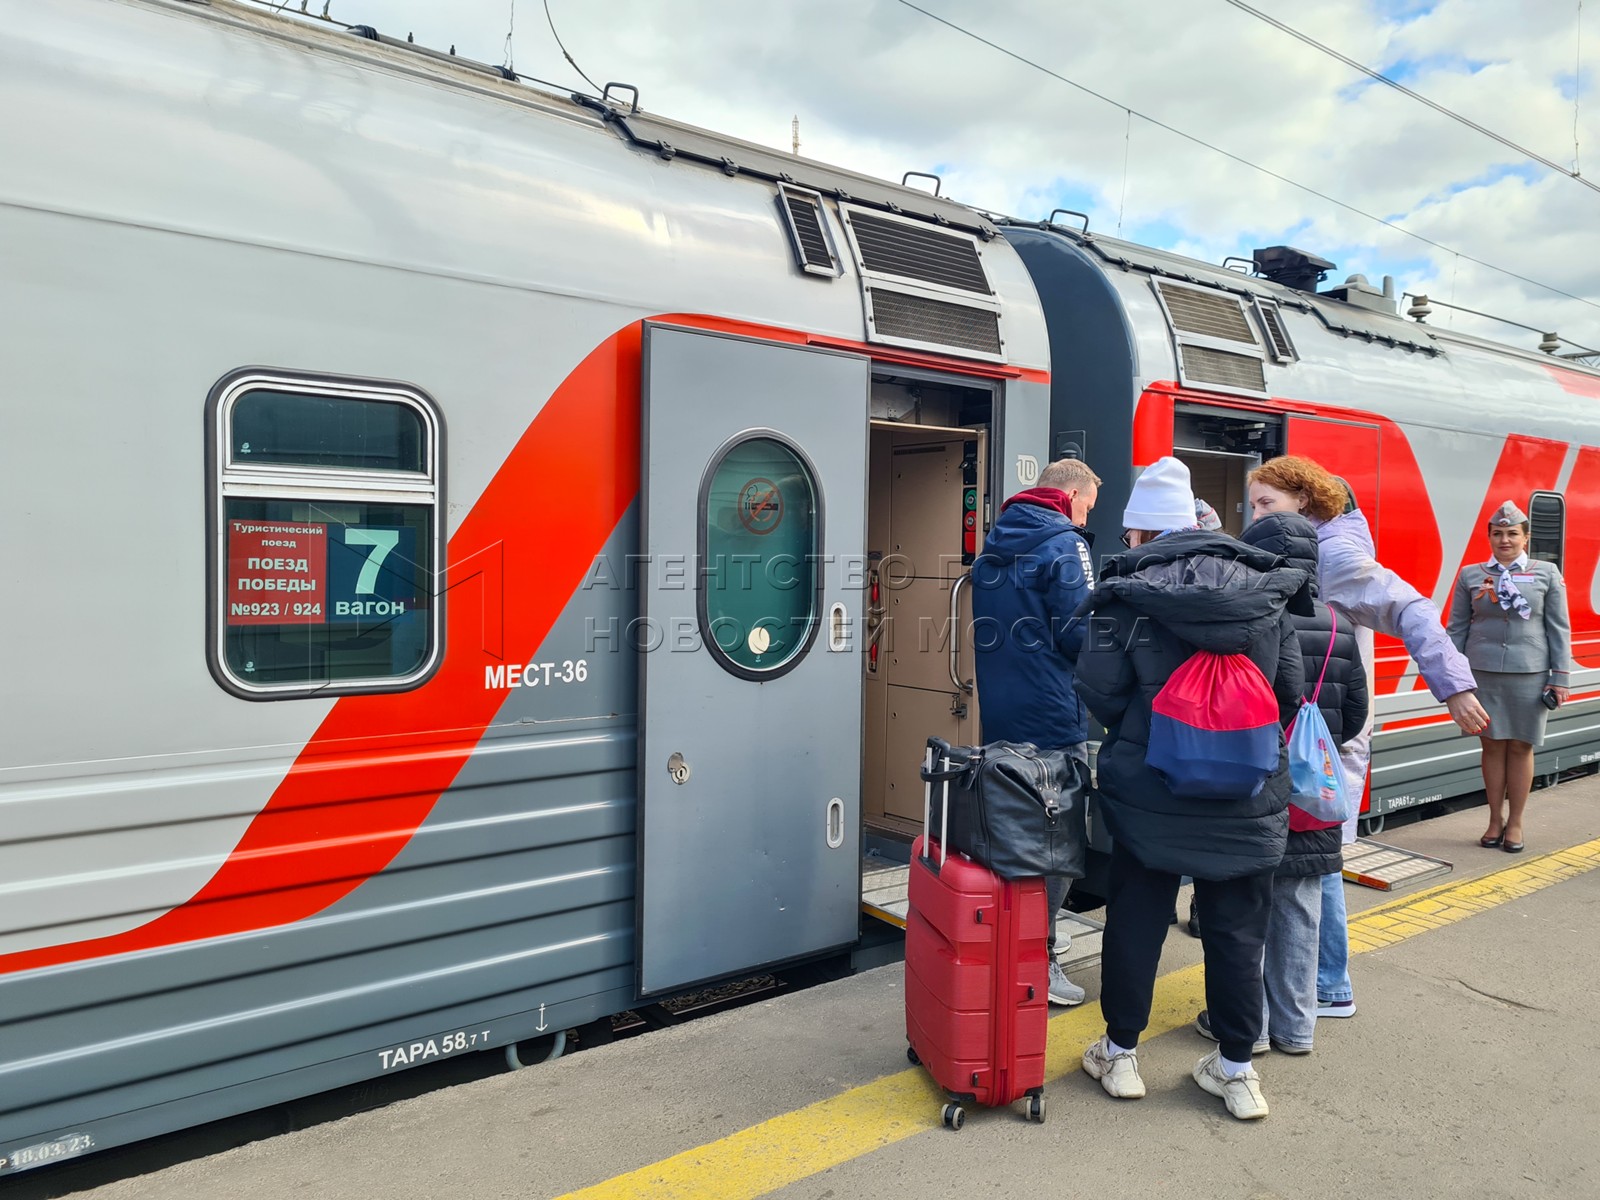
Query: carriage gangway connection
23 777 1600 1200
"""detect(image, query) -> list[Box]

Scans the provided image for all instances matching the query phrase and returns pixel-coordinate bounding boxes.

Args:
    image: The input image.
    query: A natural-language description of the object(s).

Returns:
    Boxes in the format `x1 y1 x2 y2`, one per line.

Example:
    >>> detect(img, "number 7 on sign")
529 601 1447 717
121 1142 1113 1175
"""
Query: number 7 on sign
344 528 400 594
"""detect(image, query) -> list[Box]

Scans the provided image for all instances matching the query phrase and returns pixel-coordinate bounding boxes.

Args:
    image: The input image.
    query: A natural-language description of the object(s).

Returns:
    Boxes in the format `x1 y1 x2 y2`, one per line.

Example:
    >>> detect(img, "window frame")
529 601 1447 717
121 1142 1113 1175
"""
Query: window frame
694 429 825 683
1527 490 1565 570
205 367 446 700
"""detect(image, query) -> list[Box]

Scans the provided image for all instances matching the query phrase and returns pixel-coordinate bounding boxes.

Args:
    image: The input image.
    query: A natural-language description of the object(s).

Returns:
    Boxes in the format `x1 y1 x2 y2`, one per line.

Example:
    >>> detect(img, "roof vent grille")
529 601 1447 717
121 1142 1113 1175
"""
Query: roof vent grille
1179 345 1267 393
868 290 1002 355
1254 298 1297 363
848 211 992 295
1156 281 1255 343
778 186 838 276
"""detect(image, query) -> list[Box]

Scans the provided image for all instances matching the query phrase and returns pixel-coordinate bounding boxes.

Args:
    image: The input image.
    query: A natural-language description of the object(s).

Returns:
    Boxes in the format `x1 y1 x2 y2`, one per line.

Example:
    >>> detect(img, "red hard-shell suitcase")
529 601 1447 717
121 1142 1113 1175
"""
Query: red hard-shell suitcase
904 749 1049 1130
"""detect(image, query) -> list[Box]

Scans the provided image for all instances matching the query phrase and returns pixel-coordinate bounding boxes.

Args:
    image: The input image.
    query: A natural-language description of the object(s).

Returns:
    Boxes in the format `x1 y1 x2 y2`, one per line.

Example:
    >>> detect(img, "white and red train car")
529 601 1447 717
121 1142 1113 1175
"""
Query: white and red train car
0 0 1055 1167
3 0 1598 1170
1002 224 1600 828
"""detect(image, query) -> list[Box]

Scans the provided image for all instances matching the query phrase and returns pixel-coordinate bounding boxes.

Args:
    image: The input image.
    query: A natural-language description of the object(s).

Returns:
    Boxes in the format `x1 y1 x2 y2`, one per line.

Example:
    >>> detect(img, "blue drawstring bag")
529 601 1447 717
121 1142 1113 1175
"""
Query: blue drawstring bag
1286 701 1348 825
1285 609 1350 828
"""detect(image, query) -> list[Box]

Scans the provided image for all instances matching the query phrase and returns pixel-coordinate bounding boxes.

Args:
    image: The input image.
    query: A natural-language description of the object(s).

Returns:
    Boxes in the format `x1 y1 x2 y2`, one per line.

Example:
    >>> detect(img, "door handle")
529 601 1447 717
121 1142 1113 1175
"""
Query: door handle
825 797 845 848
949 573 973 693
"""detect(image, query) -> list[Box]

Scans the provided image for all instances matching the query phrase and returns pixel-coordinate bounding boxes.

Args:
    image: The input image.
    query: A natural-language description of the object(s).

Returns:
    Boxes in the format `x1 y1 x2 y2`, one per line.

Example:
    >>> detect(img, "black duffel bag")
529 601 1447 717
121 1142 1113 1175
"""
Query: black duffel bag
920 736 1089 881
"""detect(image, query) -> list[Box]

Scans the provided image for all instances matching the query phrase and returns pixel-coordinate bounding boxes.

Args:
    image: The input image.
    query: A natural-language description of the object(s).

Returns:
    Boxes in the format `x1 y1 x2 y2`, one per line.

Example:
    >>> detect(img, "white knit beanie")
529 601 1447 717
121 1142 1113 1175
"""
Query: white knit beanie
1122 456 1196 531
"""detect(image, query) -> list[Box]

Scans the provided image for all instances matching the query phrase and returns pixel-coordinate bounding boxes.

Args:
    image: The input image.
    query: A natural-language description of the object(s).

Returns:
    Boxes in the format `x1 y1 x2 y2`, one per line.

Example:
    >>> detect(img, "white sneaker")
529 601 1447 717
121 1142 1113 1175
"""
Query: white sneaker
1048 959 1086 1007
1193 1049 1269 1120
1316 998 1357 1019
1193 1009 1268 1055
1082 1036 1146 1099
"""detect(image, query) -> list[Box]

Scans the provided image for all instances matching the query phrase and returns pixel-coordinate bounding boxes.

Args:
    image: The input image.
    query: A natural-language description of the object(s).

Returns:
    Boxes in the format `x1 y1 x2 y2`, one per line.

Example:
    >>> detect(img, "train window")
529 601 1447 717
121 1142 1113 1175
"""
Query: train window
1528 492 1565 569
229 390 426 473
207 371 444 699
698 435 821 679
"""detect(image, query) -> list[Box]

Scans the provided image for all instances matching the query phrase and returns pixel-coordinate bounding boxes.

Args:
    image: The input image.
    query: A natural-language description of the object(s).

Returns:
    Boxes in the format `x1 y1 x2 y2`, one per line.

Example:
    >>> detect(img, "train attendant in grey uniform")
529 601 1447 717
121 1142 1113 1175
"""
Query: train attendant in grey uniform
1447 501 1573 854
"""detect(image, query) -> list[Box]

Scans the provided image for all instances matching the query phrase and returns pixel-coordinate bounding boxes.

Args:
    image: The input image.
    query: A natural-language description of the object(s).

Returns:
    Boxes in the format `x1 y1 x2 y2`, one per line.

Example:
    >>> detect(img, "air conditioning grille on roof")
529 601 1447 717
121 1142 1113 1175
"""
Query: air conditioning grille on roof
1157 282 1255 343
849 212 992 295
1180 344 1267 392
870 289 1001 354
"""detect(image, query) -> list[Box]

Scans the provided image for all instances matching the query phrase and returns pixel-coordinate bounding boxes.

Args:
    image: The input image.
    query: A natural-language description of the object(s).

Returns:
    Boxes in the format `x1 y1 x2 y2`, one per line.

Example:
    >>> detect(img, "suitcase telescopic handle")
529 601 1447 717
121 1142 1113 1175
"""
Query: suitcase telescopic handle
937 757 949 867
921 746 933 862
919 746 951 868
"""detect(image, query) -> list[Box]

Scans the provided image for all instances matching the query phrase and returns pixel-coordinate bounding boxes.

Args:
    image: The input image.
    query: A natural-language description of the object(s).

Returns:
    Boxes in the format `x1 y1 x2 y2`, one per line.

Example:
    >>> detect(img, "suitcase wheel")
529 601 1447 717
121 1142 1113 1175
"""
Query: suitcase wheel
906 1045 920 1067
1027 1093 1046 1123
941 1103 965 1131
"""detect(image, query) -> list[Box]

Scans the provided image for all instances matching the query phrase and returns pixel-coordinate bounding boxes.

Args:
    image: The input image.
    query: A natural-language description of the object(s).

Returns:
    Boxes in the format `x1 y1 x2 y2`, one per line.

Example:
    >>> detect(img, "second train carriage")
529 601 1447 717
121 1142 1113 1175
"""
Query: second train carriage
1000 222 1600 833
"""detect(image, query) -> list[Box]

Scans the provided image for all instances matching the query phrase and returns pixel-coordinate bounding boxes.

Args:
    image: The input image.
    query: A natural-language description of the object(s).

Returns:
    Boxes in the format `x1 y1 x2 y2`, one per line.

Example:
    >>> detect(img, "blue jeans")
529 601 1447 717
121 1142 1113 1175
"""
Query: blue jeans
1046 741 1090 953
1262 874 1322 1048
1317 870 1353 1003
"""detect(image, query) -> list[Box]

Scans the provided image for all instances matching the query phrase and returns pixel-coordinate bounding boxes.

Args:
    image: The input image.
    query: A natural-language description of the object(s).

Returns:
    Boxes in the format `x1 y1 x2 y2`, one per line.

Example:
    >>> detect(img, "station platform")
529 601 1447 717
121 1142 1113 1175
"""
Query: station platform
27 775 1600 1200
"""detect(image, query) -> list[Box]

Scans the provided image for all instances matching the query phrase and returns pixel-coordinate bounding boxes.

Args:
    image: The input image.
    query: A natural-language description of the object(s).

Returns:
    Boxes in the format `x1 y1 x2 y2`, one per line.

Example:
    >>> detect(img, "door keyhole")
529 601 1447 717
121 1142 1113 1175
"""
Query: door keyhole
667 752 690 785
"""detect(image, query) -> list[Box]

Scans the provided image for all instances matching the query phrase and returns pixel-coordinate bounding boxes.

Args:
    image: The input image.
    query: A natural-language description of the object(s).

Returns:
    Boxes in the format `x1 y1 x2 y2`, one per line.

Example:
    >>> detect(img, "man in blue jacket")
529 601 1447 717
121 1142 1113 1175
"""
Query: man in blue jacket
971 457 1101 1006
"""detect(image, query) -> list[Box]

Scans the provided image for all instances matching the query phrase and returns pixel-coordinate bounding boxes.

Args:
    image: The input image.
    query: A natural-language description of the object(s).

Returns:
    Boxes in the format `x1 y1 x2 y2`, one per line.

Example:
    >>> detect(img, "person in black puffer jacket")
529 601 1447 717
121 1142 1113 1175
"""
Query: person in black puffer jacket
1204 512 1367 1057
1073 458 1306 1121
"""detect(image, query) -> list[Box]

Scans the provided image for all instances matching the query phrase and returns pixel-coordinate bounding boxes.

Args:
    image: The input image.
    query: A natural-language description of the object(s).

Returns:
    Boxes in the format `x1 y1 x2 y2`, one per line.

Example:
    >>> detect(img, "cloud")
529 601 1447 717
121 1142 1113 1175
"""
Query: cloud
291 0 1600 345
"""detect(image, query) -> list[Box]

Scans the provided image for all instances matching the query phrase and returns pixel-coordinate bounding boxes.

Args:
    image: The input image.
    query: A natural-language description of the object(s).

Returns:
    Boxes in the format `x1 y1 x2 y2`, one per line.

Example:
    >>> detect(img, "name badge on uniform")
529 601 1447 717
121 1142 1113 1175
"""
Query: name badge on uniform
1512 573 1538 582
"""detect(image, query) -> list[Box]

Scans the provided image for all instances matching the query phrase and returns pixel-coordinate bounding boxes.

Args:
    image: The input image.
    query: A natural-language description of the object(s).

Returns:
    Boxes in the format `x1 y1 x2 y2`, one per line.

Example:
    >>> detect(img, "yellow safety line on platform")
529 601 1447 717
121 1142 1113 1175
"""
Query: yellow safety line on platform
554 836 1600 1200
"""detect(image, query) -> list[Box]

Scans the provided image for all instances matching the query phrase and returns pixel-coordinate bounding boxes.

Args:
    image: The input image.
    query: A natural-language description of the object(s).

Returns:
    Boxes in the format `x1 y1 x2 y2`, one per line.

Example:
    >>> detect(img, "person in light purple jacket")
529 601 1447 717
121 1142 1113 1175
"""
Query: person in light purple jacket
1247 455 1484 1020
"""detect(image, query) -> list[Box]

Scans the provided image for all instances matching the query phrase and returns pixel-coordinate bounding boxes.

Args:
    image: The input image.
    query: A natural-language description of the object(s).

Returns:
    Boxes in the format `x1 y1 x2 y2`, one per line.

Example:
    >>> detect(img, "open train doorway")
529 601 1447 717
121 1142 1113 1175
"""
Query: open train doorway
1172 404 1283 535
861 371 997 839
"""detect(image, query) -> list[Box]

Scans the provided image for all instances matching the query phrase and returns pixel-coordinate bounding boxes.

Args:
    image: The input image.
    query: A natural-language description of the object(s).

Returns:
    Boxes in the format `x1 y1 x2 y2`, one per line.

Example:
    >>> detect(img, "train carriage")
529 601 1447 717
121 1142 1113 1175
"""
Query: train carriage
1000 223 1600 830
0 0 1054 1168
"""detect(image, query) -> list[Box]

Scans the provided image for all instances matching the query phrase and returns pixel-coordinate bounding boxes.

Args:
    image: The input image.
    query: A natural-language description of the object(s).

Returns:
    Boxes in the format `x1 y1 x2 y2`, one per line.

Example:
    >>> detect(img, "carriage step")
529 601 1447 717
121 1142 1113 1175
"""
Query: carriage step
1342 838 1453 891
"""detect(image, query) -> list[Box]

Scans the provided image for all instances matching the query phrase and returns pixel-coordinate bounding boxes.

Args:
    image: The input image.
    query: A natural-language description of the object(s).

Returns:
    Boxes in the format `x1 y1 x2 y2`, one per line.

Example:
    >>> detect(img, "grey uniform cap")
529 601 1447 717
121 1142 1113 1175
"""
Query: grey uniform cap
1489 500 1529 527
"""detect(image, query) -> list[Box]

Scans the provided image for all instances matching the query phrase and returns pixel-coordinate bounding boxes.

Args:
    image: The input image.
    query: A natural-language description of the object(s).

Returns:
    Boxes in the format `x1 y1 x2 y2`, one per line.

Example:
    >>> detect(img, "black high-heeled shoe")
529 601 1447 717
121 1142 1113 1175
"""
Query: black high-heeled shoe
1479 832 1504 848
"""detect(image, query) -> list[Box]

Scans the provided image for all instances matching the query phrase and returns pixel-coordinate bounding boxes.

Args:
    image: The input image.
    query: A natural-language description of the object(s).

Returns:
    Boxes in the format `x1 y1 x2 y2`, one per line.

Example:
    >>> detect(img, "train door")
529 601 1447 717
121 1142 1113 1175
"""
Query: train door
1171 403 1285 534
636 325 868 996
861 373 994 836
1284 415 1380 535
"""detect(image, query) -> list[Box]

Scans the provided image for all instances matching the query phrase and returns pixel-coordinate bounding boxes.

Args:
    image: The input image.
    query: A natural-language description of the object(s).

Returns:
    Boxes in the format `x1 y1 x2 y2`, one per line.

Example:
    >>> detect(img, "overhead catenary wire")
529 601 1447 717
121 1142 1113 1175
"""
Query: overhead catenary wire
1404 293 1600 355
544 0 601 93
890 0 1600 317
1219 0 1600 195
1117 108 1132 236
1578 0 1586 176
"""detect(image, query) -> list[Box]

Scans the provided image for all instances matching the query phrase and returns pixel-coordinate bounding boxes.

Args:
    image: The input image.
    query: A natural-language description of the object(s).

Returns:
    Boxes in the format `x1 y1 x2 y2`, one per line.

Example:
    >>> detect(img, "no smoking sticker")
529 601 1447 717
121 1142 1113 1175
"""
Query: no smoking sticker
737 477 784 534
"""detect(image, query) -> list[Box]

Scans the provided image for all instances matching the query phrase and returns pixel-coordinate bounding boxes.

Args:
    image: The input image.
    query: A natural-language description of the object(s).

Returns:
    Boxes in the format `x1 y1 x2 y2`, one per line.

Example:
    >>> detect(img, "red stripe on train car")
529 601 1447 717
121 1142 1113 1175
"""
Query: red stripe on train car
1543 364 1600 400
2 318 1045 974
0 326 644 976
1559 446 1600 669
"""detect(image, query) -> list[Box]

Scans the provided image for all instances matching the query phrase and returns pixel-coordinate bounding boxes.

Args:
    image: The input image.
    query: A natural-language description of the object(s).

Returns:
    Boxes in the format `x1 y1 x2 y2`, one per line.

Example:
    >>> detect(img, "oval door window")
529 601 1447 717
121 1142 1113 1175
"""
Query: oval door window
700 436 821 678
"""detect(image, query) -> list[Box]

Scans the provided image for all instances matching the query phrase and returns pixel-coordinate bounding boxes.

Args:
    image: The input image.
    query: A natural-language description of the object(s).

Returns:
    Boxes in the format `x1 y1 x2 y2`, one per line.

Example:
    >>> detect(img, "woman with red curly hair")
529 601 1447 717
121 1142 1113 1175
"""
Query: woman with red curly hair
1246 455 1486 1021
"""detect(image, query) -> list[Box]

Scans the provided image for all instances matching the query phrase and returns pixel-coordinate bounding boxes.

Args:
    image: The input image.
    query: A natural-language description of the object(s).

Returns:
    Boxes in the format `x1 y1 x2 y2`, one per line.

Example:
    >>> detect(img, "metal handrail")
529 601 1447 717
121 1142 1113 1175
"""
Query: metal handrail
949 574 973 693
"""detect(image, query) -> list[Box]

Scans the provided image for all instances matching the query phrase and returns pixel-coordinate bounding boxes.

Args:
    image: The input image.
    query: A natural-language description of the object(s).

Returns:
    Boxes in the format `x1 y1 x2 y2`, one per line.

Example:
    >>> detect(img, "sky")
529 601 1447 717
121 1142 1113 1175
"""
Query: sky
271 0 1597 355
